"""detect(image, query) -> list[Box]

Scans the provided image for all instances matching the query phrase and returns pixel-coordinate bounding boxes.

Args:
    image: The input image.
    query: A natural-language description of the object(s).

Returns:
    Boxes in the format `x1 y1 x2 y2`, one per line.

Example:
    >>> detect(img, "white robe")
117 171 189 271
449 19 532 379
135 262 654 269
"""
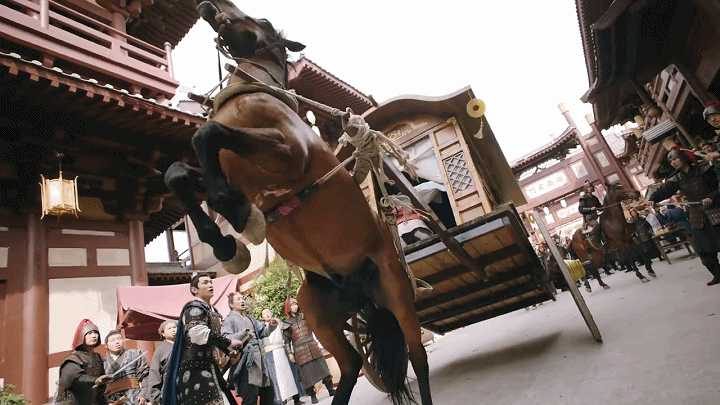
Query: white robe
263 326 299 401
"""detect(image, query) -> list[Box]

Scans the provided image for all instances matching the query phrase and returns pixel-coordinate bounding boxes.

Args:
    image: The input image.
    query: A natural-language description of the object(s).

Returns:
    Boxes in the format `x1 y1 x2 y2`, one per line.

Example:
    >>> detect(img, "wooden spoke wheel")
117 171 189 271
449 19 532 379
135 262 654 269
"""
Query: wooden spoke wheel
345 314 390 392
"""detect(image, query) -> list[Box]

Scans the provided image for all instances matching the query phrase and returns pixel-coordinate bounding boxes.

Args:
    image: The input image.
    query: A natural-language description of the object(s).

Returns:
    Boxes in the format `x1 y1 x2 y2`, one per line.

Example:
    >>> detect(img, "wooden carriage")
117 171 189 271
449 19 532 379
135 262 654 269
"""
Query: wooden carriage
341 88 557 390
362 87 554 333
358 88 555 333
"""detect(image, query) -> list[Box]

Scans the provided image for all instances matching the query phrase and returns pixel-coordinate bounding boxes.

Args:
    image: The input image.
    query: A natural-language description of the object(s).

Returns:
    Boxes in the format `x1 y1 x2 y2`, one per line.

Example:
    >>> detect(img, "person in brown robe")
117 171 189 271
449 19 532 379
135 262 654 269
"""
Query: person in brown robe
283 298 335 404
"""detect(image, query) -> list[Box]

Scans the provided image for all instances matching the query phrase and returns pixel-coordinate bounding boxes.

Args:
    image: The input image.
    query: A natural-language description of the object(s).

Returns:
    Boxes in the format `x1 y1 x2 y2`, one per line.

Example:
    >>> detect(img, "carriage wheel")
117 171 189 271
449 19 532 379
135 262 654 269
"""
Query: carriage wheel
345 314 390 392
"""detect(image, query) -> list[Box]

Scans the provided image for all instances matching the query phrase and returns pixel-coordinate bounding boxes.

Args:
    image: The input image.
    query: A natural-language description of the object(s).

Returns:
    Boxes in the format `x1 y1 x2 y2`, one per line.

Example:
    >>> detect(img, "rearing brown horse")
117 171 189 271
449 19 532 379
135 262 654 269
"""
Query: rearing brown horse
571 183 651 284
164 3 431 404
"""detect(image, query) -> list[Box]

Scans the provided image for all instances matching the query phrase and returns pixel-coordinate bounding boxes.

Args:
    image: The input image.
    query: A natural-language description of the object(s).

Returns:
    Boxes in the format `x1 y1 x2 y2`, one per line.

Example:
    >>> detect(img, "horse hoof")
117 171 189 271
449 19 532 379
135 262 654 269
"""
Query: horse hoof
602 284 611 290
414 287 434 300
221 239 251 274
242 204 266 245
649 272 657 277
585 287 592 293
640 278 650 283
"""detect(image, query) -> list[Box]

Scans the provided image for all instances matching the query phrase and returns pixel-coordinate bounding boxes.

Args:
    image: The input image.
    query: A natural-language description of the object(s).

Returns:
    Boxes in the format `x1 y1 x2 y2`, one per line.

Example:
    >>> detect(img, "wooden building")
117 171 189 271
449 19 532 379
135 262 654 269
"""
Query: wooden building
511 107 637 241
0 0 203 402
576 0 720 177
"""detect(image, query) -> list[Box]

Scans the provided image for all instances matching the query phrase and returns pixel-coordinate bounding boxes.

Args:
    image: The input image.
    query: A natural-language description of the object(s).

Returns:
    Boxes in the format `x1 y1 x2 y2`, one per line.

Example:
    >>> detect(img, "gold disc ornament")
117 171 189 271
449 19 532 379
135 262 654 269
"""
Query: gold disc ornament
466 98 486 118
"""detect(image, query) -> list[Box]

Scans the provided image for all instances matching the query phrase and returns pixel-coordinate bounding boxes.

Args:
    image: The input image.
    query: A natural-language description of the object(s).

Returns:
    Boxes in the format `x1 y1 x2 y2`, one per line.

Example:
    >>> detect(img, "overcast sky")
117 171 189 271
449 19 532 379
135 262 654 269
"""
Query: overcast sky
171 0 594 162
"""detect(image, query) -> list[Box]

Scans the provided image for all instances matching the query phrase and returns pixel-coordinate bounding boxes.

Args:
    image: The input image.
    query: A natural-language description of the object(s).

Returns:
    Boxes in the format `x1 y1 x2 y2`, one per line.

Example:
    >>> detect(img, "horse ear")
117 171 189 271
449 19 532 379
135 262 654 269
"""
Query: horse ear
284 39 306 52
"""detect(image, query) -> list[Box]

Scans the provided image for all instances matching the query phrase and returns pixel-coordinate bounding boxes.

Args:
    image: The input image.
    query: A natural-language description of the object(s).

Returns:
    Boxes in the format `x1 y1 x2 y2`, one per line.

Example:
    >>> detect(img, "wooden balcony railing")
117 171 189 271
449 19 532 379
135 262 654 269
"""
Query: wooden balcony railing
0 0 178 98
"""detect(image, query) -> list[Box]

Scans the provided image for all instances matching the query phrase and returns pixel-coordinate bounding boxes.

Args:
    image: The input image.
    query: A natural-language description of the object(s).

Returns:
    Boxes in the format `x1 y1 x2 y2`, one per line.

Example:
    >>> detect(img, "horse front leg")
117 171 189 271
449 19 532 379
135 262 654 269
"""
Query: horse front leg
192 121 291 239
192 121 253 234
164 162 238 262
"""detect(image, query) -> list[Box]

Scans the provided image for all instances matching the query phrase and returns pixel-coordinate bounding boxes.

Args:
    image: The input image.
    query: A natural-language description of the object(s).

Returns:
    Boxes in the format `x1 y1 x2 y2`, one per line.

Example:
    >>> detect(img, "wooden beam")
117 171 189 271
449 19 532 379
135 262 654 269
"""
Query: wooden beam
382 157 488 279
532 211 602 343
435 295 548 333
420 284 542 326
416 267 533 312
421 244 523 285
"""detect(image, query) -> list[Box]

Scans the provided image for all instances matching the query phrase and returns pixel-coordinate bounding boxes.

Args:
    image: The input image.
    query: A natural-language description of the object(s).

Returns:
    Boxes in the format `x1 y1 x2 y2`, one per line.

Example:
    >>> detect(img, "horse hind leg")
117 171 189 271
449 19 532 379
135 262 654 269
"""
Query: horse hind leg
297 274 362 405
374 255 432 405
624 252 649 283
164 162 250 272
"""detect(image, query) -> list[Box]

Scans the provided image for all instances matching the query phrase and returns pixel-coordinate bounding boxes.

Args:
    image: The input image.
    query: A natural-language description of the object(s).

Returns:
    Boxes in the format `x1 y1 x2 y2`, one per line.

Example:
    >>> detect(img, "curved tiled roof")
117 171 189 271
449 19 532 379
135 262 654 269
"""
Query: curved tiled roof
511 128 578 174
288 57 375 113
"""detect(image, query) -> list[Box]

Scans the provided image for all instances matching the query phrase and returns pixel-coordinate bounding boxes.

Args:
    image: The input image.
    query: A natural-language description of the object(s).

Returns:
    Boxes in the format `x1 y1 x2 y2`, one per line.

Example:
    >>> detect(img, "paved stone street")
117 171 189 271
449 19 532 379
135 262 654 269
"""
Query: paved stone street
319 253 720 405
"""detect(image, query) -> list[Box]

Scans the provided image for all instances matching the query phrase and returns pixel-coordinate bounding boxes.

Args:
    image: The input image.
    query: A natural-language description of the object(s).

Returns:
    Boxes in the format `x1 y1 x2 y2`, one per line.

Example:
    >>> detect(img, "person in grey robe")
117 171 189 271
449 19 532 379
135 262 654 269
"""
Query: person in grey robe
221 292 277 405
143 320 177 404
104 330 149 405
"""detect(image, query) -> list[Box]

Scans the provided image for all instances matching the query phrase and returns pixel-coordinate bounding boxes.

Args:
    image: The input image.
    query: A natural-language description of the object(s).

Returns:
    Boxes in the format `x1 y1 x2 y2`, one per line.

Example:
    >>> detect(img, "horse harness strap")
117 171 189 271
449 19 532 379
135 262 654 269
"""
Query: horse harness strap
211 81 299 118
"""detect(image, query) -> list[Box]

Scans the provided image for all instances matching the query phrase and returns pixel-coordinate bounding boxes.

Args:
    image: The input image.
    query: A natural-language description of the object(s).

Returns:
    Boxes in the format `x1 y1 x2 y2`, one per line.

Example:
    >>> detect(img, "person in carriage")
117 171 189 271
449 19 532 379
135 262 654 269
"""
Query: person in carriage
649 149 720 286
578 180 603 246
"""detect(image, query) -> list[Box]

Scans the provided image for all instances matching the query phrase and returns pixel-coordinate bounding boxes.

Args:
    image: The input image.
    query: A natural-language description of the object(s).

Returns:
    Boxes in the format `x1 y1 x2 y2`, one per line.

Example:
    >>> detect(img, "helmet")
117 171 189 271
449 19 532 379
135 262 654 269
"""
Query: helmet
703 101 720 121
667 148 689 163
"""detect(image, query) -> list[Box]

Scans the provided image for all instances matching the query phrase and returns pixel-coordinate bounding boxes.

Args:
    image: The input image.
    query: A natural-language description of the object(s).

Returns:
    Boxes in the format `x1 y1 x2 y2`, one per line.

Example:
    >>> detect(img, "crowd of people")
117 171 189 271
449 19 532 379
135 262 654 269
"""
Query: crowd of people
538 102 720 288
54 273 336 405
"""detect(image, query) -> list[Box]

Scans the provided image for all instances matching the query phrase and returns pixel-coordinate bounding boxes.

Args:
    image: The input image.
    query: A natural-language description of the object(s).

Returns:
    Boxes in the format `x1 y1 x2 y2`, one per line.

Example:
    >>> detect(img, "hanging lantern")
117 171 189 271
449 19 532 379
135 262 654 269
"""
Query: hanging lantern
39 153 80 219
560 199 567 208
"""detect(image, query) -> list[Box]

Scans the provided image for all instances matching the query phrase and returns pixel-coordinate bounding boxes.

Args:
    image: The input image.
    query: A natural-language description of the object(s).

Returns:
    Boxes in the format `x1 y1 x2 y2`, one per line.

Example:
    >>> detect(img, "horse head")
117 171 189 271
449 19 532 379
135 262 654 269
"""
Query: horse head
195 1 305 86
603 183 639 205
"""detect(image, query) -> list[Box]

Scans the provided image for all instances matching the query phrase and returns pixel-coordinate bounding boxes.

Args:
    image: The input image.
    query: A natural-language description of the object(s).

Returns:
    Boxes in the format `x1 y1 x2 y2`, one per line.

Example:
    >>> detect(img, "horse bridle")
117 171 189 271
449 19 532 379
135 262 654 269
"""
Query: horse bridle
214 16 288 88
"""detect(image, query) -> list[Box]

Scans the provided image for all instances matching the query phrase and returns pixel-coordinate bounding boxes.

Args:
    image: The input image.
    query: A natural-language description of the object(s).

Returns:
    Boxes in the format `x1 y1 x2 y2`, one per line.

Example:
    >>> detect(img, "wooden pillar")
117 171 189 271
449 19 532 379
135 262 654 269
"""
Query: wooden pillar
164 42 175 79
128 220 148 286
39 0 49 29
128 220 153 358
166 230 178 262
21 213 48 404
586 114 635 190
184 216 195 269
558 105 605 187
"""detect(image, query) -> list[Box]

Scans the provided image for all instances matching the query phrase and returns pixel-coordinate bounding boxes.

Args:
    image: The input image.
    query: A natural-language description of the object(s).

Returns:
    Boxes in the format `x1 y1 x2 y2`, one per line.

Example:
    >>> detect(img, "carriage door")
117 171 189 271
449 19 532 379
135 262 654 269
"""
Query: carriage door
427 117 494 225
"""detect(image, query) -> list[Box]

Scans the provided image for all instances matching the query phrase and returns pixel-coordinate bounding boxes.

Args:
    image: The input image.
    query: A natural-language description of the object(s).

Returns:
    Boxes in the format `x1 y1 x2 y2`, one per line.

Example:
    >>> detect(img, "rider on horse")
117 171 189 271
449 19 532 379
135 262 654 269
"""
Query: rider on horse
649 148 720 286
578 180 603 246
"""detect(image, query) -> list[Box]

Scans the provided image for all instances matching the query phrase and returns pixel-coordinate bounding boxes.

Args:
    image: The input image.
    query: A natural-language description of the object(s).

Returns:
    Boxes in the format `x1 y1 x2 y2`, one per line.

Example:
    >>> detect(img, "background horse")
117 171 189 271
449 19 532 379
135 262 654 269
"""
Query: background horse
163 2 431 405
571 183 650 285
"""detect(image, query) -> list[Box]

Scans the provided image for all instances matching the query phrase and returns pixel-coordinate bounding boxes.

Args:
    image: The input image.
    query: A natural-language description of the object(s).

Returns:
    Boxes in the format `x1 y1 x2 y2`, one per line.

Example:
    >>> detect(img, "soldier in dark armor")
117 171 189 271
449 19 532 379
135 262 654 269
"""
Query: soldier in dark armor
628 208 657 277
578 180 603 245
55 319 111 405
283 297 335 404
162 273 244 405
649 149 720 286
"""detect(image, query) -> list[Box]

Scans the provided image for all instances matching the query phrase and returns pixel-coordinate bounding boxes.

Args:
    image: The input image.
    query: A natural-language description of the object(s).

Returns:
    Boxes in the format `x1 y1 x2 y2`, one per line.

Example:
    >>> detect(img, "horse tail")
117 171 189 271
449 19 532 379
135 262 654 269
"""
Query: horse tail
360 304 414 405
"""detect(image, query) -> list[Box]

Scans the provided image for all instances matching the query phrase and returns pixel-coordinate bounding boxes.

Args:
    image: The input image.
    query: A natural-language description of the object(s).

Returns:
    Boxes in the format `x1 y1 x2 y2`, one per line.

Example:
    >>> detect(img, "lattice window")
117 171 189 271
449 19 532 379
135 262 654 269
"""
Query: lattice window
442 152 474 194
